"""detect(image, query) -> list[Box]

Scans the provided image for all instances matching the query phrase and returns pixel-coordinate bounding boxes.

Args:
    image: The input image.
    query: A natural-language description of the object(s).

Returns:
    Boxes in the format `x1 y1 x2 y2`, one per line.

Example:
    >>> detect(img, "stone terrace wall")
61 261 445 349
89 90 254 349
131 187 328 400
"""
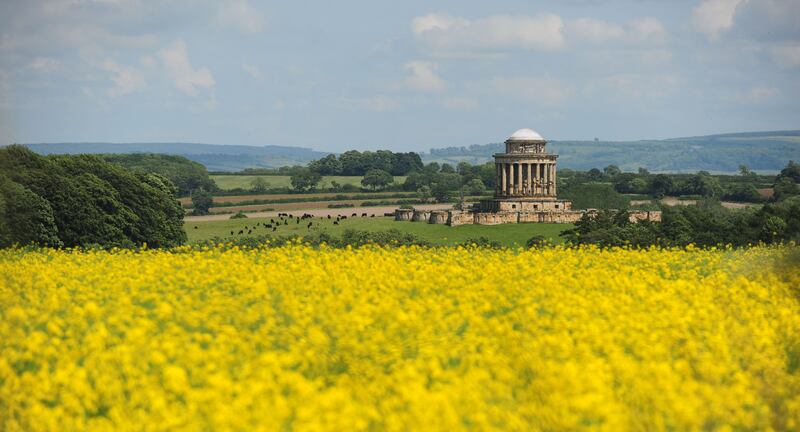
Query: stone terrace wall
394 209 661 226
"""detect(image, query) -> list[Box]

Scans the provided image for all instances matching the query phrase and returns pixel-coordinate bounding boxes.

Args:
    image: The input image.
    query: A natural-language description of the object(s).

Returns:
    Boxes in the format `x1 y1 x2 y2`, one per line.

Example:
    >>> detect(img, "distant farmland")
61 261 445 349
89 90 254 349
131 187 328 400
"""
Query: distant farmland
211 175 407 191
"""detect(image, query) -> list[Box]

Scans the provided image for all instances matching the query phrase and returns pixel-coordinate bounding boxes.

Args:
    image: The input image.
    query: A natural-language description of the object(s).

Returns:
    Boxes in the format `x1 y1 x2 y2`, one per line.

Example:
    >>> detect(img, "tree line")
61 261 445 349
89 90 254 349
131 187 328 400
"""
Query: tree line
0 146 186 248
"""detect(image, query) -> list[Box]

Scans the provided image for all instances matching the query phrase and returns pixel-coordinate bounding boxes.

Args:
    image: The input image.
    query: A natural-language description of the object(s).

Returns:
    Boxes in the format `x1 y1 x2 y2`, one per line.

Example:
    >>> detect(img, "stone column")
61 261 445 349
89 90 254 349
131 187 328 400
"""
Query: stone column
552 163 557 196
547 163 553 195
501 162 507 195
536 163 541 195
526 163 532 196
516 163 522 195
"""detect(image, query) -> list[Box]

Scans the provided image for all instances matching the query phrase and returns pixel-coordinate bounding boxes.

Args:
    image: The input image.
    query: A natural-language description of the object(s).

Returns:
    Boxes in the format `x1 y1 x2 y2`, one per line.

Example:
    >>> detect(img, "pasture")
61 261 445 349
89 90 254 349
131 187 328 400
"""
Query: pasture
185 216 571 246
210 175 407 191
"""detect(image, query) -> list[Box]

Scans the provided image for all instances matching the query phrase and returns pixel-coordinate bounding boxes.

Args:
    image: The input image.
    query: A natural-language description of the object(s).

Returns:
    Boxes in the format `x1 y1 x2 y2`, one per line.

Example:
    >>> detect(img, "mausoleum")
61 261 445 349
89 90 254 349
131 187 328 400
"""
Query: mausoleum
395 128 660 226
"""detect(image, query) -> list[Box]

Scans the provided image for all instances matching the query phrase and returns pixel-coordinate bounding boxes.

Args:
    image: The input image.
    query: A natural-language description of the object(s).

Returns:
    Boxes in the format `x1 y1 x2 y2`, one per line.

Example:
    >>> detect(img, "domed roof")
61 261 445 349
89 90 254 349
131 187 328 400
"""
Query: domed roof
507 128 545 142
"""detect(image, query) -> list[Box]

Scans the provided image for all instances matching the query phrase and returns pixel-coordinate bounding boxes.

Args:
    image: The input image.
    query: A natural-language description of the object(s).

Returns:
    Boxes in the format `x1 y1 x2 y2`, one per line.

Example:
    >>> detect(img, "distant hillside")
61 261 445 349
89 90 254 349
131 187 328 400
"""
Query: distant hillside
22 142 331 172
423 130 800 173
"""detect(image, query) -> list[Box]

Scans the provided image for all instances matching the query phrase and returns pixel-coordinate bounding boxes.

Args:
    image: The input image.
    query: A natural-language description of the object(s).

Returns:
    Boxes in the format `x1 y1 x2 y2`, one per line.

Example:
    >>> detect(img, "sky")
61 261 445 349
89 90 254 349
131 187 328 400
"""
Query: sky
0 0 798 153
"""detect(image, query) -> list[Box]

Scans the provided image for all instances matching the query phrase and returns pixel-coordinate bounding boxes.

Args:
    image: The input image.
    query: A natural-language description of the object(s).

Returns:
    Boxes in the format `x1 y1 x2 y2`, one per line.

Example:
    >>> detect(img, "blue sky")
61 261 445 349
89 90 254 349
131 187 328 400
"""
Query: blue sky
1 0 798 152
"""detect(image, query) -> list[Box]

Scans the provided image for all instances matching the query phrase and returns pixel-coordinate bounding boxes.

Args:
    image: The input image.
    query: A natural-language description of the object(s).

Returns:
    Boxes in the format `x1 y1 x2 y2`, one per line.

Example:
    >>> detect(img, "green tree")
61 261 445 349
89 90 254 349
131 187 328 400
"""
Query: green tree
191 190 214 215
587 168 605 181
603 165 622 178
0 145 186 248
290 168 322 192
250 177 270 193
465 178 487 196
687 173 723 198
431 173 462 202
416 185 432 199
440 163 455 174
308 154 342 175
101 153 216 197
361 169 394 190
739 164 753 176
773 177 798 201
0 177 62 247
779 160 800 182
648 174 674 198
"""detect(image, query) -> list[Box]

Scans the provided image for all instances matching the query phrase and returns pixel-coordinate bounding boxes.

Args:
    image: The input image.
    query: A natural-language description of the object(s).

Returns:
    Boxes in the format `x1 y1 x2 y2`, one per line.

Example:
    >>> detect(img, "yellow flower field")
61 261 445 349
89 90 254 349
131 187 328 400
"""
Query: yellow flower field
1 245 799 431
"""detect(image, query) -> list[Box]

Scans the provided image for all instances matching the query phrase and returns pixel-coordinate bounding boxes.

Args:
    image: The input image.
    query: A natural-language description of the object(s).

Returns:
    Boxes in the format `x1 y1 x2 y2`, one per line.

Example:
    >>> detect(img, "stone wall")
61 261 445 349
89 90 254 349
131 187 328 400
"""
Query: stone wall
447 211 474 226
480 199 571 212
411 210 431 222
395 208 661 226
394 209 413 221
429 211 449 224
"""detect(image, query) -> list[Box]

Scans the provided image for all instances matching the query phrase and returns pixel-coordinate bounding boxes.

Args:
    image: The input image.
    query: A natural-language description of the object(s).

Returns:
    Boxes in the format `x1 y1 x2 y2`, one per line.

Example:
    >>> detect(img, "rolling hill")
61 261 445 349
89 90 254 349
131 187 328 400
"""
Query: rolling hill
422 130 800 173
18 130 800 173
21 142 331 172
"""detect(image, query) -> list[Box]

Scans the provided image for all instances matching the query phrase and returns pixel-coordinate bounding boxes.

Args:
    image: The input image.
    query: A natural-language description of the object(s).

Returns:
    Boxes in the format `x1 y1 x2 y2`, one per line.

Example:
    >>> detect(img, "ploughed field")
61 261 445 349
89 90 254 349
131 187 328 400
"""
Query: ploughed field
185 216 571 246
1 245 799 430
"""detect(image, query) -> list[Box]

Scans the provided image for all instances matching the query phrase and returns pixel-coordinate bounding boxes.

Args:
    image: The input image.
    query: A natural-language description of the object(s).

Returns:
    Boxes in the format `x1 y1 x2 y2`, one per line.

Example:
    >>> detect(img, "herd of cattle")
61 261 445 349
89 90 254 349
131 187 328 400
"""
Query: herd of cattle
190 212 379 236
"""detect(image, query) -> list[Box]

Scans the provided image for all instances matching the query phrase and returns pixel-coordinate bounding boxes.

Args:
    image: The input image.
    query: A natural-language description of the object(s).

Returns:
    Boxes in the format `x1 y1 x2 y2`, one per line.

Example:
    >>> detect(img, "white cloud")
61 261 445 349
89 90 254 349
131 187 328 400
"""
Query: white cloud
769 44 800 68
726 85 779 103
587 73 681 101
217 0 264 33
342 96 398 112
26 57 61 73
567 17 666 45
568 18 625 43
488 77 570 106
159 39 215 97
242 63 262 79
101 58 145 96
412 13 565 53
411 13 469 34
692 0 745 40
440 97 477 110
404 61 445 92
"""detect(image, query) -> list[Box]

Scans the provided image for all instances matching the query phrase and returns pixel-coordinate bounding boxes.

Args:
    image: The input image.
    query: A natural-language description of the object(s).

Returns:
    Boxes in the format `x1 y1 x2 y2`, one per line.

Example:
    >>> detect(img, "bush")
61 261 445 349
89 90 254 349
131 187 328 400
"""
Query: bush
525 235 550 249
229 211 248 219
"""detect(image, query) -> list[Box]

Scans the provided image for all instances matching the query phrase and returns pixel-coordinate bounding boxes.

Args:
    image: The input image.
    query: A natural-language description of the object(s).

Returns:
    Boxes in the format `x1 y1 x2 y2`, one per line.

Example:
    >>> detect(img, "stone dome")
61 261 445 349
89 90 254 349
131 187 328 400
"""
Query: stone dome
507 128 545 142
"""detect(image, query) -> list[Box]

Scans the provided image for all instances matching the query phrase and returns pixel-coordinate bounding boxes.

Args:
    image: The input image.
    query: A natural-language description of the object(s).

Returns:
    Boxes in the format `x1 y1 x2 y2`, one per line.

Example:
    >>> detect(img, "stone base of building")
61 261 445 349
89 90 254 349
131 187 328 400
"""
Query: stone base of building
394 202 661 227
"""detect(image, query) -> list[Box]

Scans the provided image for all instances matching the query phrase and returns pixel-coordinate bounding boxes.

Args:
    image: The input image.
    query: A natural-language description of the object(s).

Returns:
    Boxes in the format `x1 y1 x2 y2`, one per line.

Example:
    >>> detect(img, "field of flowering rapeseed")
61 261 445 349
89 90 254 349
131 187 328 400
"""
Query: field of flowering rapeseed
1 245 799 431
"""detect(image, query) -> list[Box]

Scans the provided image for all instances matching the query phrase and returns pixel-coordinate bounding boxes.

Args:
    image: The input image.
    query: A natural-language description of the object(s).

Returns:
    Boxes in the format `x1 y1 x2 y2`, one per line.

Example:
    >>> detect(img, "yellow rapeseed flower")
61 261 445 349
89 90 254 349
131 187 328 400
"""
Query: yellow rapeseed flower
0 245 798 431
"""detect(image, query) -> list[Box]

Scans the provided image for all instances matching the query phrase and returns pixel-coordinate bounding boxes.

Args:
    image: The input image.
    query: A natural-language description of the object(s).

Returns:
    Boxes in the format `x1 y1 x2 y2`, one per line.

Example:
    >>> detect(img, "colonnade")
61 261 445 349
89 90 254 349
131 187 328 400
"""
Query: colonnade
495 161 556 197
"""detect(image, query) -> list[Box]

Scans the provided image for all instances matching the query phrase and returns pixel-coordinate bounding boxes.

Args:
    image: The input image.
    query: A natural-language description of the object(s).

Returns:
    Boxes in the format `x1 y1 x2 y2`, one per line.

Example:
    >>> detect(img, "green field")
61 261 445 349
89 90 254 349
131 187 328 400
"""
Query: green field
185 216 572 246
211 175 407 191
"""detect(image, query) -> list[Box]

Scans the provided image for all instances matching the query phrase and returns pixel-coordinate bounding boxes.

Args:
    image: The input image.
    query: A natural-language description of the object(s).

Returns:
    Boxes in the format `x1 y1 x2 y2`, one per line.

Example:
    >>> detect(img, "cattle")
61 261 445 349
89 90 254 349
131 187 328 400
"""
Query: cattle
307 222 313 228
362 213 367 217
352 213 358 217
327 215 331 219
333 221 339 225
193 226 198 229
238 230 244 235
230 231 234 235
